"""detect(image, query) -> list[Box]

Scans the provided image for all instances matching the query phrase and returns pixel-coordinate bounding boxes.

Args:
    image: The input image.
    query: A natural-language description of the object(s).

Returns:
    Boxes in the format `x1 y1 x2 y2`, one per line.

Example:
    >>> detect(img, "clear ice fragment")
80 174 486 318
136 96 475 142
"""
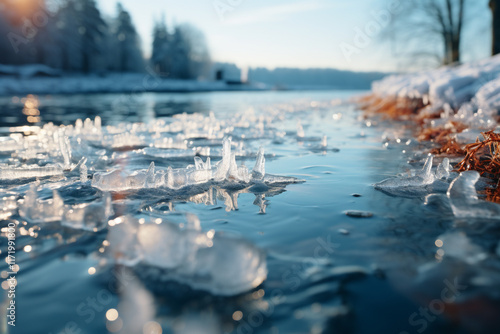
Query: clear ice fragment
436 158 451 179
0 164 64 180
107 215 267 296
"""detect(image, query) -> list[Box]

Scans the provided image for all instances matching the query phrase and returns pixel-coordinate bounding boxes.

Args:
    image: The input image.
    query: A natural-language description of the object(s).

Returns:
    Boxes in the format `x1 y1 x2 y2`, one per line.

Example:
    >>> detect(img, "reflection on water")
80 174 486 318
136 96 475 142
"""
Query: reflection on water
0 92 230 128
22 95 41 124
143 186 273 213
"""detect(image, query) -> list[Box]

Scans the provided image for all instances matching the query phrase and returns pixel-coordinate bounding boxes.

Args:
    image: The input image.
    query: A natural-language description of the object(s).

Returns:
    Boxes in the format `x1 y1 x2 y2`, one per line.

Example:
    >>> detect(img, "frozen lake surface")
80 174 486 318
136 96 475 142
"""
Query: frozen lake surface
1 91 500 334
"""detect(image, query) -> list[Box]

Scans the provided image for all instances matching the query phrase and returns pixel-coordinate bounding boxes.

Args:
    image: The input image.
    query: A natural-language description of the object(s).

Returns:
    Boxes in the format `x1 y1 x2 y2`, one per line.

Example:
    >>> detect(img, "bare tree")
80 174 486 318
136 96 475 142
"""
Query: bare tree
387 0 466 67
491 0 500 55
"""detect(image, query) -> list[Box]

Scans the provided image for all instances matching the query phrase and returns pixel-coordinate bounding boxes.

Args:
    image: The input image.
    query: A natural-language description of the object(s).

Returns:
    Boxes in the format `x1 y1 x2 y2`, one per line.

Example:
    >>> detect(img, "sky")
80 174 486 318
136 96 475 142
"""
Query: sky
98 0 492 72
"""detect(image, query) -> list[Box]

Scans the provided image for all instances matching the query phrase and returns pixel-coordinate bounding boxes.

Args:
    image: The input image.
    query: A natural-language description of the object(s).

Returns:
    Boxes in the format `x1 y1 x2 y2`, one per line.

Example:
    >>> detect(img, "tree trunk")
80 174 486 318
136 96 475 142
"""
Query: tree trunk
83 52 89 74
451 37 460 63
491 0 500 55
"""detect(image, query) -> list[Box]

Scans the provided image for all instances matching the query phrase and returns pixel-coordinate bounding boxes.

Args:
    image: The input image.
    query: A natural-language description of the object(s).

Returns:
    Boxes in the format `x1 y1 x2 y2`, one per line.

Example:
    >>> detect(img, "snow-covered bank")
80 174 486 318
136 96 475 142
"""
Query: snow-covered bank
370 55 500 118
364 55 500 203
0 73 270 96
362 54 500 150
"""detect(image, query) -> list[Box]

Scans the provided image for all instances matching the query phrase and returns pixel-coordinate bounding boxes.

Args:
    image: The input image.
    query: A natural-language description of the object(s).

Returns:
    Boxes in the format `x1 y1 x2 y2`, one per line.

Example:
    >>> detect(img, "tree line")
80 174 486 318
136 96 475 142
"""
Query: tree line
0 0 211 78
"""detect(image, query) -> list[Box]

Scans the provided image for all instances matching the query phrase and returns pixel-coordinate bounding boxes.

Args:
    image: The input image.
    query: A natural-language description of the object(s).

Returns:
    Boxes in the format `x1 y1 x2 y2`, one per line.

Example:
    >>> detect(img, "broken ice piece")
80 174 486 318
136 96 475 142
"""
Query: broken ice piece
251 147 265 181
435 158 451 180
375 155 436 190
19 184 113 230
425 171 500 219
92 138 303 192
447 171 500 219
19 185 64 223
0 164 64 180
107 215 267 296
80 158 88 183
61 193 114 232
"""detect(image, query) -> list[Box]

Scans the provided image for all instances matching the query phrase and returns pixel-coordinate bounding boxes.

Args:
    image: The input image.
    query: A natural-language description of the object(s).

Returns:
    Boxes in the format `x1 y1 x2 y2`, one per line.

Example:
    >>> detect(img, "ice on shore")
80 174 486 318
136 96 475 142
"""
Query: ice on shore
19 184 113 230
374 156 451 195
92 138 302 192
371 55 500 131
435 158 451 179
107 215 267 296
425 171 500 219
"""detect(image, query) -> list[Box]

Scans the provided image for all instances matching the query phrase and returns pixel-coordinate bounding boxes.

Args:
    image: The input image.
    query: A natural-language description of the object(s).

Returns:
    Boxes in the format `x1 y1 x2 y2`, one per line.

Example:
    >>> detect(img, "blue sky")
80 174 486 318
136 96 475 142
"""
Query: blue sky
98 0 492 72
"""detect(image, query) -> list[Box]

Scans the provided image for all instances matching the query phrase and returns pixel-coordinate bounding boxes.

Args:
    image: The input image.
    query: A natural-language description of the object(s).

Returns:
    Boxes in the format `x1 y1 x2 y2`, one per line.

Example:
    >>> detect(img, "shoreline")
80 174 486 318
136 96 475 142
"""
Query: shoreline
358 56 500 201
0 74 371 98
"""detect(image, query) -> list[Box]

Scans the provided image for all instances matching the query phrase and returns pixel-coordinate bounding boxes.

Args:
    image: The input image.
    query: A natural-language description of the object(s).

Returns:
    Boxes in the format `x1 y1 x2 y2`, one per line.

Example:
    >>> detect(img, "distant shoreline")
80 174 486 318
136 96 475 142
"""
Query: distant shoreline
0 74 372 97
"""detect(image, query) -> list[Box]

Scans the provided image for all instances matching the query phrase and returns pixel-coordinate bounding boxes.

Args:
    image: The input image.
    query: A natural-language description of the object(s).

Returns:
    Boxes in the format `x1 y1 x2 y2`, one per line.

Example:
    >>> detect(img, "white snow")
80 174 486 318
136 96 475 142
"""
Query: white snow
0 73 269 96
372 55 500 131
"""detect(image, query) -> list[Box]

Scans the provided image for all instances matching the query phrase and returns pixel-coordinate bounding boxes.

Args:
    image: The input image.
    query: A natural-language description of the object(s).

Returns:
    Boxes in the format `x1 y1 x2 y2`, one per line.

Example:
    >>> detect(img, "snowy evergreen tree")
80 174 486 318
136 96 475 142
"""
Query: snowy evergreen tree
109 3 144 72
76 0 107 73
170 25 191 79
151 18 171 75
151 22 211 79
55 0 83 71
0 0 211 78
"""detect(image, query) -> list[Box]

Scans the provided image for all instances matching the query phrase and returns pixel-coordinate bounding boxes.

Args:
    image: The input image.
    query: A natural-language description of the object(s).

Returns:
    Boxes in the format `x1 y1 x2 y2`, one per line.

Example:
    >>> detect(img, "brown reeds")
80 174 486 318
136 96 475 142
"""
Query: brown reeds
358 95 425 120
456 130 500 178
360 94 500 202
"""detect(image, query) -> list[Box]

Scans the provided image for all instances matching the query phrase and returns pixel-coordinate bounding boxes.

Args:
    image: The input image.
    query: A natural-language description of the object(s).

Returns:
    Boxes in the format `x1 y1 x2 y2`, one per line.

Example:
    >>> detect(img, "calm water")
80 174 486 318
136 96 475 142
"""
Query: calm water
1 90 500 334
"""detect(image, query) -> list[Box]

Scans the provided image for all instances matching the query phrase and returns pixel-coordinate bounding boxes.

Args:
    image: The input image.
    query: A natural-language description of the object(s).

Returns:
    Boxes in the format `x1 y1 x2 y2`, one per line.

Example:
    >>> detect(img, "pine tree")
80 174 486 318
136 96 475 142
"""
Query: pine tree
112 3 144 72
151 17 171 75
77 0 107 73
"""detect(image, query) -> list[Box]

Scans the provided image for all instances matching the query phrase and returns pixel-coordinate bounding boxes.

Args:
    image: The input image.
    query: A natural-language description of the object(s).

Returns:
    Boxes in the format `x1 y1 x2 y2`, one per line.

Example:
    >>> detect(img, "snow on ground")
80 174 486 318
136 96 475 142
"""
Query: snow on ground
0 72 269 96
371 56 500 140
373 54 500 113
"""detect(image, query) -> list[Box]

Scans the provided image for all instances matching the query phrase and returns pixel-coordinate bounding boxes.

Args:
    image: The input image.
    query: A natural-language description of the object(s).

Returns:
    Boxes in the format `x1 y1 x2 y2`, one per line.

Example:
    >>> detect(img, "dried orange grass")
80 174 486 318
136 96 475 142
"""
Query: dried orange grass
360 94 500 202
456 130 500 177
358 95 424 120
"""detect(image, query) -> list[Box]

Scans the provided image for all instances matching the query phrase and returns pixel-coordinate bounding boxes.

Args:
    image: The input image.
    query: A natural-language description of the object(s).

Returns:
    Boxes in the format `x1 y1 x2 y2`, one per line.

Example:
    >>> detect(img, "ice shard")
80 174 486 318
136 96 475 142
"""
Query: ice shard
0 164 64 180
19 185 64 223
425 171 500 219
375 155 436 190
91 138 303 192
436 158 451 180
107 215 267 296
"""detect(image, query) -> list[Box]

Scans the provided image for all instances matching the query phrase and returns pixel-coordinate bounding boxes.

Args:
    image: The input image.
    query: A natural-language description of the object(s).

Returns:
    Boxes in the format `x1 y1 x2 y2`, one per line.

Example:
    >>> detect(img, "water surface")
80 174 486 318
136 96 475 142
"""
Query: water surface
1 90 499 334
